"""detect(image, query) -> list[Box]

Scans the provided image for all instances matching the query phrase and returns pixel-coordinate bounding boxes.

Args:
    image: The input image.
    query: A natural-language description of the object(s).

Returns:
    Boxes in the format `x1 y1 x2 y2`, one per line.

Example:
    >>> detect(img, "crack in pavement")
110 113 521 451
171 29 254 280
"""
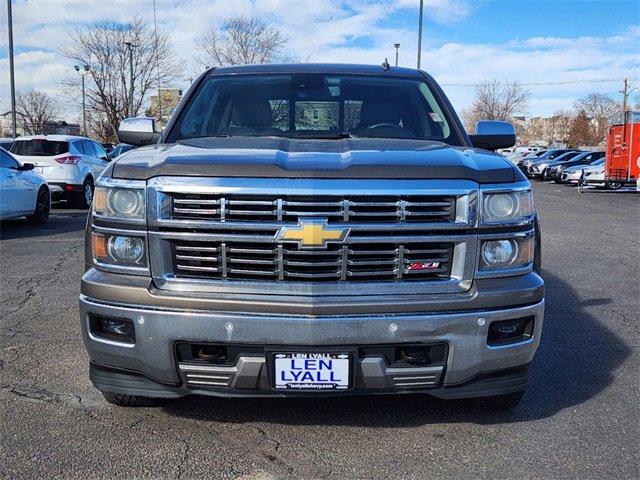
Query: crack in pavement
0 380 102 411
176 438 191 480
1 239 83 337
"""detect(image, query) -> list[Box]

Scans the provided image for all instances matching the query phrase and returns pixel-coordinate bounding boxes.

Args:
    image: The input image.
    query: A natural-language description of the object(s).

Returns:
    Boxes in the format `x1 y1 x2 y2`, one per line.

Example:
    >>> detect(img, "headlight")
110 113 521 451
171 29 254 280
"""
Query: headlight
93 185 145 221
482 190 534 224
108 236 144 263
479 236 534 270
92 232 147 269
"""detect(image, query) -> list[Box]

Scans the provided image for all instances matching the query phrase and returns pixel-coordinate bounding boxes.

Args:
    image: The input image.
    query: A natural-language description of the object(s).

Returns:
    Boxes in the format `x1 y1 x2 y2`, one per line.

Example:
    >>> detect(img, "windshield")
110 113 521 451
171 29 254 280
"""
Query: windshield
109 144 134 158
555 152 579 162
547 150 572 159
11 139 69 156
167 73 462 145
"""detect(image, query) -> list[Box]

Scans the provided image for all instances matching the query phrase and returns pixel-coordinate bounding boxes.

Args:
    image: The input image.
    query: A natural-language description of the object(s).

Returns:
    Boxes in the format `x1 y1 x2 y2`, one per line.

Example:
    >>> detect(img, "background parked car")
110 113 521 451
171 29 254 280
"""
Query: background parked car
521 149 577 176
561 158 605 184
101 143 114 154
107 143 135 160
0 138 14 150
580 161 613 188
529 150 582 180
0 147 50 224
549 151 605 183
10 135 110 209
509 149 547 166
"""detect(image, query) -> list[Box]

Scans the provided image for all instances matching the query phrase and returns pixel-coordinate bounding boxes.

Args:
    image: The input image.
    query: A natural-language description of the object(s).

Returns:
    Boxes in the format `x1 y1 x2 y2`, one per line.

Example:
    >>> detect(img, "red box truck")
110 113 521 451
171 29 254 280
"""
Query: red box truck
605 111 640 188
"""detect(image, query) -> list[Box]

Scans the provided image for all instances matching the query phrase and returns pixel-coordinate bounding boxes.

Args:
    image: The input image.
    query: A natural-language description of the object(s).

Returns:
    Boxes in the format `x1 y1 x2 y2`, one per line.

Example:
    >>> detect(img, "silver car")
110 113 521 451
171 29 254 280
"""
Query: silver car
561 158 605 184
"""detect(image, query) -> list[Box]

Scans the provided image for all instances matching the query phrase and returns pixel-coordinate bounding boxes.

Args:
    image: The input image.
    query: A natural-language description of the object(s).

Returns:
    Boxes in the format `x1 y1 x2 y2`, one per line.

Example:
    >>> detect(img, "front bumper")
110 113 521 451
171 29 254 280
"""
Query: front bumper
79 270 545 398
561 172 581 183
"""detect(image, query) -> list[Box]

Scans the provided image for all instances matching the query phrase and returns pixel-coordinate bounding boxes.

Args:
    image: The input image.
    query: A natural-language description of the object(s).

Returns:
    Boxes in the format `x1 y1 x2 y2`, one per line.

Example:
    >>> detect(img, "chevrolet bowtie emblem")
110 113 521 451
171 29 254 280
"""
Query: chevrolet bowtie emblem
277 219 350 248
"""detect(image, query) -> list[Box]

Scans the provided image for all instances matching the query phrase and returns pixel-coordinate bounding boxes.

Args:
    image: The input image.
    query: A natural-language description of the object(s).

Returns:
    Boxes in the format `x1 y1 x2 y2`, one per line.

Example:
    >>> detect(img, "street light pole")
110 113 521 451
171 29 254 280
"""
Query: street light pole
7 0 17 138
124 42 137 117
394 43 400 66
417 0 424 69
75 65 89 135
81 72 86 134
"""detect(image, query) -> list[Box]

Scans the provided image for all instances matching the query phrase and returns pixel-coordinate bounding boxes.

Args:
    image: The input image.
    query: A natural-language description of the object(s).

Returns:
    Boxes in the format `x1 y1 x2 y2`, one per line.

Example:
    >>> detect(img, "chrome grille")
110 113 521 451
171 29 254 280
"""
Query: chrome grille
172 240 454 282
148 177 478 294
170 193 456 223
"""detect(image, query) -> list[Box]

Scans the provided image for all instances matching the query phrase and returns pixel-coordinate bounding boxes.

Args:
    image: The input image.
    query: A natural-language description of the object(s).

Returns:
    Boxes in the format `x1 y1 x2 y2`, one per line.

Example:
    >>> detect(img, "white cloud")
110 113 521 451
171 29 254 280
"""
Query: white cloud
0 0 637 120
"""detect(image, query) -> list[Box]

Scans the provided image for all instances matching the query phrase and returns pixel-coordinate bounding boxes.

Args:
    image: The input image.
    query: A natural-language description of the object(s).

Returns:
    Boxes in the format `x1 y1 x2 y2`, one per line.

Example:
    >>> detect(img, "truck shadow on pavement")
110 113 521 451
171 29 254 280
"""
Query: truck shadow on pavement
162 271 630 426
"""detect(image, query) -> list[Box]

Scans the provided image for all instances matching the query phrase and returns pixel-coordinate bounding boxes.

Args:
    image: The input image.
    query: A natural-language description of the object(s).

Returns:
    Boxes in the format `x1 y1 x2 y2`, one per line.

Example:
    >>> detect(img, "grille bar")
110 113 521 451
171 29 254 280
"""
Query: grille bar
170 193 456 224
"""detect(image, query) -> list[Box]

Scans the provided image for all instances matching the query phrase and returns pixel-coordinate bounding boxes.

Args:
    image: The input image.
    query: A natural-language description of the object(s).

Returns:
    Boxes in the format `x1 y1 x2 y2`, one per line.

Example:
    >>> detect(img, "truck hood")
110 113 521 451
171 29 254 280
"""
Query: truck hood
111 137 516 183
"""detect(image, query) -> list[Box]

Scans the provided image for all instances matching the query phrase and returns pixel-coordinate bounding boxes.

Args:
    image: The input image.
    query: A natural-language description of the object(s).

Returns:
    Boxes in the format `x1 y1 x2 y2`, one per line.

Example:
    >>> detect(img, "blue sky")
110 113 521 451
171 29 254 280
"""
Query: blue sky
423 0 638 43
0 0 638 121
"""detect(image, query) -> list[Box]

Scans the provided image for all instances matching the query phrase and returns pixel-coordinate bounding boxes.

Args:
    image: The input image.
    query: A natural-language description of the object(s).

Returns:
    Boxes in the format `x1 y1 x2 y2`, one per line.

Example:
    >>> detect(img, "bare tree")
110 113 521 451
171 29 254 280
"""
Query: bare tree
196 16 288 67
62 18 183 142
463 80 531 131
574 93 621 143
15 89 60 135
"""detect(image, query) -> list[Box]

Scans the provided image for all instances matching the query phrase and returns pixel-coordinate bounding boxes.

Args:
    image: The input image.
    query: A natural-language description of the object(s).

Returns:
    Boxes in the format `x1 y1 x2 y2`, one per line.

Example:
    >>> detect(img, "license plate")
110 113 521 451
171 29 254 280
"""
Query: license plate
273 352 350 391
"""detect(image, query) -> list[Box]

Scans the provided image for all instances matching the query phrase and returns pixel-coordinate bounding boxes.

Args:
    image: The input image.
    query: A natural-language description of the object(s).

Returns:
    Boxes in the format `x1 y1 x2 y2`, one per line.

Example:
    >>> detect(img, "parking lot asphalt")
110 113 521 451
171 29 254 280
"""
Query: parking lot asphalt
1 183 638 480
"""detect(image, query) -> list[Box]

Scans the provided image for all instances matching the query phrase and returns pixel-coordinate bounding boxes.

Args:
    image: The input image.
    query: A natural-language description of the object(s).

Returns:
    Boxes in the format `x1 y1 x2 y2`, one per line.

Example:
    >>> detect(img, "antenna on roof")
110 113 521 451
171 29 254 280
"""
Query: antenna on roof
382 58 391 71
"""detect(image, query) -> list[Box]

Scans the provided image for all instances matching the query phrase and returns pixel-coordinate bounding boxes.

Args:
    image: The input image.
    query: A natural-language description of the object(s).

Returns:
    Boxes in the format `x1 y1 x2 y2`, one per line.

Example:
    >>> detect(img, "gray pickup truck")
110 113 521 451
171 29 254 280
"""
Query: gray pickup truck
80 64 544 409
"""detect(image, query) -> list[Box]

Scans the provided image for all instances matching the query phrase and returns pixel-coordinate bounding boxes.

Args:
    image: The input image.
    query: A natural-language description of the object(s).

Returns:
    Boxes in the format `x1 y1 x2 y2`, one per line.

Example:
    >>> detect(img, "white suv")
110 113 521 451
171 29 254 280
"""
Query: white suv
10 135 110 208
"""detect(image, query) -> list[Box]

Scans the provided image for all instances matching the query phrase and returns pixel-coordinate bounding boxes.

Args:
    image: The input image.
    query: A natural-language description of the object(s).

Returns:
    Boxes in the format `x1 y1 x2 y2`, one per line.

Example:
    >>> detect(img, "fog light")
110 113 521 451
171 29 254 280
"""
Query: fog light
103 318 129 335
488 317 534 346
89 314 135 344
108 236 144 264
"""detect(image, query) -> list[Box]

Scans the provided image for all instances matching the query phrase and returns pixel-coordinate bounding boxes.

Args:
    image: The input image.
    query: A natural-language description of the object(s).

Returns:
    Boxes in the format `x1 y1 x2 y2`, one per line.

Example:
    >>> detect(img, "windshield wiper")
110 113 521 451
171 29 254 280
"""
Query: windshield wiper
291 132 357 140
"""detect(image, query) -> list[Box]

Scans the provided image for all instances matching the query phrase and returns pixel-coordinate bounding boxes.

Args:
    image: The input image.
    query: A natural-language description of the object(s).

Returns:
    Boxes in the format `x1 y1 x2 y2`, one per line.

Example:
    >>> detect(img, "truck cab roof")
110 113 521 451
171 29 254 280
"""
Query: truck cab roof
210 63 427 78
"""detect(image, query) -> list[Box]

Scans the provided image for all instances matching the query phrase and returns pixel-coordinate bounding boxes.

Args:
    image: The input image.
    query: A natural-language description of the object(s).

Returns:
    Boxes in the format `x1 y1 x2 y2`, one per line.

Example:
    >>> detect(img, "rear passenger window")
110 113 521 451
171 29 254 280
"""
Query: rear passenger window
75 141 86 155
92 142 107 159
82 140 97 157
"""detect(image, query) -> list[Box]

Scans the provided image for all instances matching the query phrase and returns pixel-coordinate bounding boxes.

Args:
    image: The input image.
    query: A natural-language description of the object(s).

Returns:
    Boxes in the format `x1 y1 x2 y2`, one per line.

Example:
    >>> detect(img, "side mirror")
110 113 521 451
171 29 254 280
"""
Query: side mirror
17 162 35 171
469 121 516 151
117 117 160 147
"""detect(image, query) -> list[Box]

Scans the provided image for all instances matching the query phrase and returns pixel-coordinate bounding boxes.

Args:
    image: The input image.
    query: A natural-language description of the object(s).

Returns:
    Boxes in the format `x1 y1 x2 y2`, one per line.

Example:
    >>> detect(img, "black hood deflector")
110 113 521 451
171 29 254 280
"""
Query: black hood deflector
112 137 515 183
